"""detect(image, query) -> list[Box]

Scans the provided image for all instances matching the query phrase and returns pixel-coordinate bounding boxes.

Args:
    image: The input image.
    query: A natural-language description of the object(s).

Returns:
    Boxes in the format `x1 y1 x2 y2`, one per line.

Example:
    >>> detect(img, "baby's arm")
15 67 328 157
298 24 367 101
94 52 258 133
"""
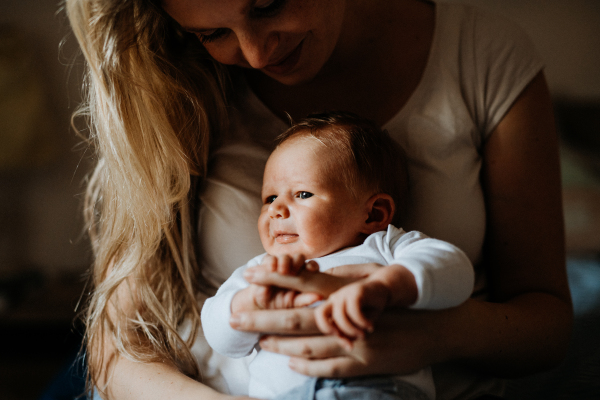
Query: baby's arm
202 254 321 358
315 231 475 342
315 264 419 341
201 256 264 358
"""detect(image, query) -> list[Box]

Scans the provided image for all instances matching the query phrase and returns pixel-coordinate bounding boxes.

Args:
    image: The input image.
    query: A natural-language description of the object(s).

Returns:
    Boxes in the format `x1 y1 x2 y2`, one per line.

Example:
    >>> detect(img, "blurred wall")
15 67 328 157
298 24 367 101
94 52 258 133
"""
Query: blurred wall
446 0 600 100
0 0 599 278
0 0 90 277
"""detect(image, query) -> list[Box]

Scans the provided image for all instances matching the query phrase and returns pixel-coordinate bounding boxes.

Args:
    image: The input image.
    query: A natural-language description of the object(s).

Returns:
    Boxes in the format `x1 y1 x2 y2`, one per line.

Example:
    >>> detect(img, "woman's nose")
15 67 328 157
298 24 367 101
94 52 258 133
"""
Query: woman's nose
237 26 279 69
268 198 289 219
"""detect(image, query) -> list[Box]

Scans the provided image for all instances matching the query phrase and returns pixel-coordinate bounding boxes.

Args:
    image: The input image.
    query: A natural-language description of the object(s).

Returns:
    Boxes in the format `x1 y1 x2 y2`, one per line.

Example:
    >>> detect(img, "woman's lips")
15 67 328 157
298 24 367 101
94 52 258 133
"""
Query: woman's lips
275 233 299 244
263 40 304 75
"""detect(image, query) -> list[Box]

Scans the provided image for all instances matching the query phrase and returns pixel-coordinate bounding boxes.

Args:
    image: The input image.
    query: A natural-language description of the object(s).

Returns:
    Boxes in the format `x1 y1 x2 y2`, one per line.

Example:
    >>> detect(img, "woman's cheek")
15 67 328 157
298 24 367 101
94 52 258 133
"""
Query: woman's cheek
204 40 246 67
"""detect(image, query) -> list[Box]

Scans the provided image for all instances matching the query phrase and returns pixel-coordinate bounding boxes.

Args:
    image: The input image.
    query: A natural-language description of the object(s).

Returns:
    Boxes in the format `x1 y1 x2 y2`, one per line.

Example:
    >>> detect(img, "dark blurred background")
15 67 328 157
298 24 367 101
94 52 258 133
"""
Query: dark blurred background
0 1 599 399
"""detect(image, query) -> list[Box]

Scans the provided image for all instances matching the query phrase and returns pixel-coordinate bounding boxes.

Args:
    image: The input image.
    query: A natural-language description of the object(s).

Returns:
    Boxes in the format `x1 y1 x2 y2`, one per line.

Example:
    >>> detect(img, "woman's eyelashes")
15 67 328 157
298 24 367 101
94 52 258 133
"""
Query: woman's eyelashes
194 0 287 44
196 28 229 44
252 0 288 17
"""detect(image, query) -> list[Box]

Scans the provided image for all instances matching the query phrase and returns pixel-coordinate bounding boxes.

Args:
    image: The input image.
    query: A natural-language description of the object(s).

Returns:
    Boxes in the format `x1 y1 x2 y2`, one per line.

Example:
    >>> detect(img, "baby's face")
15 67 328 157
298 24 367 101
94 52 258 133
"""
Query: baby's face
258 137 369 259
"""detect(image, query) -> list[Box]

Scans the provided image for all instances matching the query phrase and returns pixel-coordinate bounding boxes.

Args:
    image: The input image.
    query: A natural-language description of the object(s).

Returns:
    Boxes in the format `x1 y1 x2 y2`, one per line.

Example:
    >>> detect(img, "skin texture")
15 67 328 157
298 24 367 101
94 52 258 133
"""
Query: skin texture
97 0 572 398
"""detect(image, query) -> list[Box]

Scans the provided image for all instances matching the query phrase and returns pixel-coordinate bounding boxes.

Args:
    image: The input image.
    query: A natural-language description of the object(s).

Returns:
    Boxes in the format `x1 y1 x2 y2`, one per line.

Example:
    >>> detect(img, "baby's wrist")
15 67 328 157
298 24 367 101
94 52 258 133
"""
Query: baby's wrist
364 278 393 306
369 265 418 307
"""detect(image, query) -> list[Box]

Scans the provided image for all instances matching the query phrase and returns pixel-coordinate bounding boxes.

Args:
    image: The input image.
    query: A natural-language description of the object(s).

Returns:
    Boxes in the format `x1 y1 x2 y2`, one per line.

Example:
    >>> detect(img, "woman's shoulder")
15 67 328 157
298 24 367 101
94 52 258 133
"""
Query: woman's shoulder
429 1 544 136
434 1 537 53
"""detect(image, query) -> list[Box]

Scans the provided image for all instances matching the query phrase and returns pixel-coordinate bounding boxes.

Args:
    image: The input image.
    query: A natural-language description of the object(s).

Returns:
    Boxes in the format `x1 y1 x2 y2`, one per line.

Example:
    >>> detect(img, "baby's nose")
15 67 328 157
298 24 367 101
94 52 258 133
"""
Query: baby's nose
268 198 290 219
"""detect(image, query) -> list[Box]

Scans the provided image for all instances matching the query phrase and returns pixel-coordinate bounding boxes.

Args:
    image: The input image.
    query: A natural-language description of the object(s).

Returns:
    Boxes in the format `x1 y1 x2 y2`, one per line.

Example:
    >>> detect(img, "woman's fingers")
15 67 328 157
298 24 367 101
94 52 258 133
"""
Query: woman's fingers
230 307 320 334
244 268 354 296
288 356 365 378
259 333 348 359
325 263 382 279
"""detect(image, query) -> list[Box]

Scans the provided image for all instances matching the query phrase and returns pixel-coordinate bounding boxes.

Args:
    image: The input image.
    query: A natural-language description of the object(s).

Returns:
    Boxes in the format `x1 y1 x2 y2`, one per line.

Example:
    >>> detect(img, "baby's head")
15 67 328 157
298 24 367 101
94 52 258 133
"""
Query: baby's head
259 111 409 258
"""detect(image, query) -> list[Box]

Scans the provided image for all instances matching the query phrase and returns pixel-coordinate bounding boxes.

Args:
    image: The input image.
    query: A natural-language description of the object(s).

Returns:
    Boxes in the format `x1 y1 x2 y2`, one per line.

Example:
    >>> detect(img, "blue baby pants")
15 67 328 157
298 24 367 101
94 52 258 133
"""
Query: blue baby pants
273 376 430 400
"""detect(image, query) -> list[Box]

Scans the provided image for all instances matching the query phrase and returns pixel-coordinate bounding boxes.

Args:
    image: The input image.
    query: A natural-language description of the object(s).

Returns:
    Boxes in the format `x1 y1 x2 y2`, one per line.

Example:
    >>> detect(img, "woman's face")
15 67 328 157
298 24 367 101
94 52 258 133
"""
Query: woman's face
161 0 347 85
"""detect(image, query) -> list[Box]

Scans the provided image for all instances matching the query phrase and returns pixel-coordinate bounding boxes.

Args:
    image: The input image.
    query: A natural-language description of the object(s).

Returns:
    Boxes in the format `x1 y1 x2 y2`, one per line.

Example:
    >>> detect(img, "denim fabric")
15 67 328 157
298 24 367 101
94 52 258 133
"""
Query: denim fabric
274 376 430 400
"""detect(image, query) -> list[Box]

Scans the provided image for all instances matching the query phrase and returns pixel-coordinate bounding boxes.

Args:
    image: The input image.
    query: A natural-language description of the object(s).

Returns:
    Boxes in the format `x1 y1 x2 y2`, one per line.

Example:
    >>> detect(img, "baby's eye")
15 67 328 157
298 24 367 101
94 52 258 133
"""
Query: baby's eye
265 195 277 204
297 191 313 199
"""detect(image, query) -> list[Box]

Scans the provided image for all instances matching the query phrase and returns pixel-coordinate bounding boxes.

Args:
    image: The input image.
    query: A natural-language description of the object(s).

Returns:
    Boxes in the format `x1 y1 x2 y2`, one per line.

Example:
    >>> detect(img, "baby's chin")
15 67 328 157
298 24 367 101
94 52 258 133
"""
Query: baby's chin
266 245 332 260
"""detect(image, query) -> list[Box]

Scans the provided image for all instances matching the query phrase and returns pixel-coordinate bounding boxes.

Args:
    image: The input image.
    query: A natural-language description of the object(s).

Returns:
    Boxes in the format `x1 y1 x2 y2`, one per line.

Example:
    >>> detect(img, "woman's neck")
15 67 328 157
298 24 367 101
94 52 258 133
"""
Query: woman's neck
247 0 435 127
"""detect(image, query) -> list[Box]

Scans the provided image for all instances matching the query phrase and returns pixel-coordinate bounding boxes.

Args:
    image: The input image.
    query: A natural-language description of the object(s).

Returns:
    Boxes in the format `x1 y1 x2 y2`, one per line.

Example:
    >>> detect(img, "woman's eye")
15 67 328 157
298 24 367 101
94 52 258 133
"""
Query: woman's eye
265 195 277 204
195 28 229 44
252 0 287 16
298 192 313 199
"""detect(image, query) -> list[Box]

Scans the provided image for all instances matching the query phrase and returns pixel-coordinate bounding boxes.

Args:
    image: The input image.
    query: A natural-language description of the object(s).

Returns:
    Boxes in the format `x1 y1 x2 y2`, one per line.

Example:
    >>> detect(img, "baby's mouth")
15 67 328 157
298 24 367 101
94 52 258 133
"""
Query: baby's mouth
274 232 299 244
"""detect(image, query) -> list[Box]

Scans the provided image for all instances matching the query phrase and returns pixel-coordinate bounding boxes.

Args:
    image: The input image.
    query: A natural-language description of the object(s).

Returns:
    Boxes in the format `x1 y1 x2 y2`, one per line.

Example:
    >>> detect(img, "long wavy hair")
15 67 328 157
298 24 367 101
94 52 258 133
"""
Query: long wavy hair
65 0 229 390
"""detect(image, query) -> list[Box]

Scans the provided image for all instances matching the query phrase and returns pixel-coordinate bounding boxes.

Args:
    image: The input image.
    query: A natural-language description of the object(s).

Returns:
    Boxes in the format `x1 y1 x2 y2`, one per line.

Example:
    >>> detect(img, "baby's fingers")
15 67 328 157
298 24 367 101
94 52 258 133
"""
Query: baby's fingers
315 303 336 335
273 254 306 275
259 255 278 273
252 285 272 309
332 300 365 341
345 296 374 333
294 292 322 308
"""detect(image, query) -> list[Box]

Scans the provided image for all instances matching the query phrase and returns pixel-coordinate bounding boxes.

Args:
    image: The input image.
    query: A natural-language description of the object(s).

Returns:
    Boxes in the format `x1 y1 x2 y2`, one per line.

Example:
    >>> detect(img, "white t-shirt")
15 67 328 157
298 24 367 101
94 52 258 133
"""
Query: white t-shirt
190 2 544 399
201 225 474 399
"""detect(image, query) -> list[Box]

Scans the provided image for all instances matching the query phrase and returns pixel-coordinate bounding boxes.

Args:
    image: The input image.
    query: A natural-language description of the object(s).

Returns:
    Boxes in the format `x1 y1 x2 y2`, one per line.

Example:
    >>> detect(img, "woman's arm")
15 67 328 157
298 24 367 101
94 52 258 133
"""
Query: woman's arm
458 70 572 374
95 338 228 400
93 277 249 400
232 72 573 379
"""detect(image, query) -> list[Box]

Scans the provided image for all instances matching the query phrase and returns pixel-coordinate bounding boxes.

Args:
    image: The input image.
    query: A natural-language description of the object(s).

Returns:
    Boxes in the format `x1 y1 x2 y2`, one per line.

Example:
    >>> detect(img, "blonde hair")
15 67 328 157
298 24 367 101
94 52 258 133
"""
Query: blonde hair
277 111 409 226
65 0 229 390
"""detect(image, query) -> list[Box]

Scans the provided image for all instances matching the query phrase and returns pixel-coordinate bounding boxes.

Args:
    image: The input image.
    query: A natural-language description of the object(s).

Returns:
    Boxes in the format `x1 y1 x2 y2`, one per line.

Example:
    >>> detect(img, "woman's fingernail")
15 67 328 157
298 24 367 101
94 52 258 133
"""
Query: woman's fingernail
243 269 255 281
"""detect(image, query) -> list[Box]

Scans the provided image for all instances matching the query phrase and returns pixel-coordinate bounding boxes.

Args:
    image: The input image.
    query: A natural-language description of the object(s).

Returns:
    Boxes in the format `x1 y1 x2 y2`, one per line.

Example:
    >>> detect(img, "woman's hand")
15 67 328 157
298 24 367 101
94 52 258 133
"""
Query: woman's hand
230 262 444 378
230 303 445 378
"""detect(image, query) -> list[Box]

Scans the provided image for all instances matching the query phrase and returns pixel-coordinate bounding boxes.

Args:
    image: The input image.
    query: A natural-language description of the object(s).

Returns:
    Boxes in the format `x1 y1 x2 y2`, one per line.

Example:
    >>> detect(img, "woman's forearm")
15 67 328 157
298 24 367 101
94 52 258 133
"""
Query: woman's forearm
101 358 211 400
97 354 226 400
437 293 572 377
92 323 232 400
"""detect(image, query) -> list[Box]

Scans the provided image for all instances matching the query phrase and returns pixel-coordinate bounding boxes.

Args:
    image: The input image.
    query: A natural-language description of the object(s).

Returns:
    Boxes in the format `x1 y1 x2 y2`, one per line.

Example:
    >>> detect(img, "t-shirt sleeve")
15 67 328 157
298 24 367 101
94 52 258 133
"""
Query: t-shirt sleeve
387 229 475 310
467 8 545 139
200 255 264 358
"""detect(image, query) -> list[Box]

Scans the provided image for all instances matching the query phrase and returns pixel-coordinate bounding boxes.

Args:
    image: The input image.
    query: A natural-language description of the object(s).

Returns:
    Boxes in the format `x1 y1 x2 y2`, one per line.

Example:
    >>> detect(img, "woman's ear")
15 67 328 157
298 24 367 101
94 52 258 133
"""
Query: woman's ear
362 193 395 234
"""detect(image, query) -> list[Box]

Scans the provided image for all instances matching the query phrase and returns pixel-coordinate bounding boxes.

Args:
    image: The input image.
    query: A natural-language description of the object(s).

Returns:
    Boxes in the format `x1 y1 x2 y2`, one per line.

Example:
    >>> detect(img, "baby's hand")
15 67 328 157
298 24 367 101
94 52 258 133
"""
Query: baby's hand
254 254 319 276
314 279 390 348
232 254 321 313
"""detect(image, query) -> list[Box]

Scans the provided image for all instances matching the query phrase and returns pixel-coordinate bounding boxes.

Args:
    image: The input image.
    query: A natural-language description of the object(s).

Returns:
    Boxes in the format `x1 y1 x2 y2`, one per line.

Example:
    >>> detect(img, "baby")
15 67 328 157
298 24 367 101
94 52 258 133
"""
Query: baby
201 112 475 400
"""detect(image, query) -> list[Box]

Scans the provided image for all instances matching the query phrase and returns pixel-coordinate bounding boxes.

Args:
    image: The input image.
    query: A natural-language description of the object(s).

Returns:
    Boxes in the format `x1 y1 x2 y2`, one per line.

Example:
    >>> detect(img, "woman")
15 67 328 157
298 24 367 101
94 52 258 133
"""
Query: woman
66 0 573 399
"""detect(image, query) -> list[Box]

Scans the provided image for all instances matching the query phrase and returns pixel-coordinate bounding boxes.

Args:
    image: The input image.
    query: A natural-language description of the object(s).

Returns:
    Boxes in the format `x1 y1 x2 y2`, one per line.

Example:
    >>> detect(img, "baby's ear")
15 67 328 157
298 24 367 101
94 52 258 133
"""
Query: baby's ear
363 193 395 234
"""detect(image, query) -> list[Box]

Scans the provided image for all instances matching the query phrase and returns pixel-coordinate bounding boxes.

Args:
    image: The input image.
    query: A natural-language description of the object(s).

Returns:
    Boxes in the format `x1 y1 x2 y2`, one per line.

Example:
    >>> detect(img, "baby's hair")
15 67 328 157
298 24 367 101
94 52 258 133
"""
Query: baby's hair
276 111 409 226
